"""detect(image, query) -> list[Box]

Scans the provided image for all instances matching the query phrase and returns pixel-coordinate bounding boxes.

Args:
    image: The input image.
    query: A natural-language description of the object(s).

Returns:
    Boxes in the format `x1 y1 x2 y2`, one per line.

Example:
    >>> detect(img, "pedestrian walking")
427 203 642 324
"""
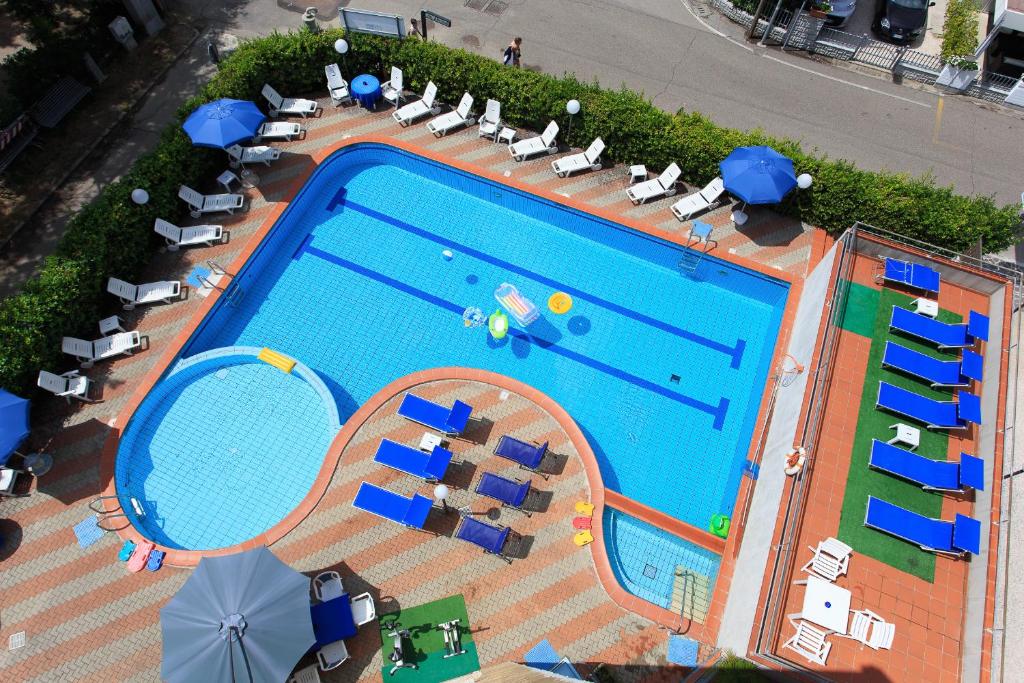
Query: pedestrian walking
502 37 522 67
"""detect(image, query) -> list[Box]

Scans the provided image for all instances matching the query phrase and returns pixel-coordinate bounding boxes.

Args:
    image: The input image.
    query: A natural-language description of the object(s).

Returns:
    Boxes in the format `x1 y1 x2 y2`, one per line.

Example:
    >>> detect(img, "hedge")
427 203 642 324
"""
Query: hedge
940 0 980 64
0 28 1018 395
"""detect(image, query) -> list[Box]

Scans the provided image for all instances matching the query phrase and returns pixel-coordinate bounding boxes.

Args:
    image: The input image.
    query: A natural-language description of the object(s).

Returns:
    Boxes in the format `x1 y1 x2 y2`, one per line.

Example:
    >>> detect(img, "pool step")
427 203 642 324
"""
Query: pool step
670 567 712 623
257 347 296 373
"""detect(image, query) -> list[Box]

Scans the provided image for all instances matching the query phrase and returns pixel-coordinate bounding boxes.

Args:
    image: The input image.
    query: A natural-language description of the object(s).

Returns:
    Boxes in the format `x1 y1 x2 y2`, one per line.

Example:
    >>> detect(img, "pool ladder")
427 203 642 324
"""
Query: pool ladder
203 260 245 307
677 234 714 275
89 495 131 532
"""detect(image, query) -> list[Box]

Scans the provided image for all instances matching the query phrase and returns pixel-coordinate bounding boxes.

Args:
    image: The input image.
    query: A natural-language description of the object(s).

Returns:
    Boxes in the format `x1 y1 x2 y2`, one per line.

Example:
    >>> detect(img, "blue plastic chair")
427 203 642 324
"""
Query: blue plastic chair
868 439 984 492
882 341 983 388
475 472 532 515
352 482 433 530
455 515 512 562
890 306 989 349
876 381 981 429
864 495 980 555
881 258 940 294
373 439 453 482
397 393 473 435
494 435 548 478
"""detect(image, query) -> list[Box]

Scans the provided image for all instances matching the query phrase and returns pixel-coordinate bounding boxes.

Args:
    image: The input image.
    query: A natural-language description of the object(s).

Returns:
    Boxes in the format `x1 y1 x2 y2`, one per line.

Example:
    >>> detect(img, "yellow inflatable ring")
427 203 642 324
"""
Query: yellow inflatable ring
548 292 573 315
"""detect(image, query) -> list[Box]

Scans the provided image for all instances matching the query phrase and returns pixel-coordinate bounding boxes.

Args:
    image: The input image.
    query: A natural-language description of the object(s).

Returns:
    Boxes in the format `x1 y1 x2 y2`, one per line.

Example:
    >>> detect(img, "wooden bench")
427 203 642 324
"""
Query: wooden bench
31 76 92 128
0 114 39 174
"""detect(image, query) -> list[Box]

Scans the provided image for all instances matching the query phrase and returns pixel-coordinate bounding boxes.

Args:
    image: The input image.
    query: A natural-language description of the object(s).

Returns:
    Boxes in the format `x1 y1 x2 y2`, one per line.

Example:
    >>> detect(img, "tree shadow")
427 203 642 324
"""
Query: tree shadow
0 518 23 561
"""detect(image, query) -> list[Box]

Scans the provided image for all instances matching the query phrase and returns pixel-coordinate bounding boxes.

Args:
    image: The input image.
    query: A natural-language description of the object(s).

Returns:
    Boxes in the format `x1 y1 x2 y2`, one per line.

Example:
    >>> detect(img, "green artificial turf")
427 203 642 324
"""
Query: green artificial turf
837 281 880 338
834 288 963 581
378 594 480 681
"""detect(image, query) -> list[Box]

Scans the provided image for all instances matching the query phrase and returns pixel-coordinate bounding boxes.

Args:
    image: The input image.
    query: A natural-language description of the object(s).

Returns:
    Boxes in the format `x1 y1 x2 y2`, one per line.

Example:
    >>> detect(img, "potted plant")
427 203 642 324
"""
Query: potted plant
809 1 832 18
937 54 979 91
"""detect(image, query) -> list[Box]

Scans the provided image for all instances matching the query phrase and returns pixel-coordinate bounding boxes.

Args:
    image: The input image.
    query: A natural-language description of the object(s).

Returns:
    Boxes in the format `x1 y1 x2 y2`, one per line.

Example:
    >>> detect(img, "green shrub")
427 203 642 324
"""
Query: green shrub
0 28 1018 395
940 0 980 63
714 651 769 681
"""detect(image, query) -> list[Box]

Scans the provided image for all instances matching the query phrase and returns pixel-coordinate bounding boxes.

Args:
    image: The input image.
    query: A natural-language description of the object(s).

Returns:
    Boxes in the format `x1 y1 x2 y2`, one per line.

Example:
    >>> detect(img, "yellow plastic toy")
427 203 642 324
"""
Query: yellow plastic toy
548 292 573 314
574 530 594 547
575 501 595 517
257 347 296 373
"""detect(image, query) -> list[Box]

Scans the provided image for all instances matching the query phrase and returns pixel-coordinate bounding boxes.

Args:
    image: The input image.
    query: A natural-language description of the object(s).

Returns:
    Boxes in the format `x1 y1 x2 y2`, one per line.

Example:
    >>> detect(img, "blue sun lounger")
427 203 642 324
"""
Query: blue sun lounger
476 472 532 515
864 495 980 555
890 306 990 350
494 435 549 479
869 439 984 492
876 381 981 429
882 341 983 388
373 439 454 482
352 482 434 530
455 515 513 563
881 258 940 294
398 393 473 435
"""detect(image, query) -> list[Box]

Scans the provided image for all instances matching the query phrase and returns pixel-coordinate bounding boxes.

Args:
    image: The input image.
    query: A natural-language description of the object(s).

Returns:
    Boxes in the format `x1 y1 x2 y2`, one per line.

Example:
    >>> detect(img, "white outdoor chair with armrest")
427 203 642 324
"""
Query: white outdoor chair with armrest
350 592 376 626
551 137 604 177
324 63 352 106
801 536 853 582
671 177 725 221
478 99 501 140
312 570 344 602
393 81 441 126
381 66 404 107
107 277 181 310
843 609 895 650
261 83 318 118
782 616 831 665
427 93 476 137
62 332 141 368
508 121 559 161
178 185 244 218
316 639 349 671
226 143 281 168
37 369 94 402
254 121 302 142
154 218 223 251
625 163 680 204
287 664 322 683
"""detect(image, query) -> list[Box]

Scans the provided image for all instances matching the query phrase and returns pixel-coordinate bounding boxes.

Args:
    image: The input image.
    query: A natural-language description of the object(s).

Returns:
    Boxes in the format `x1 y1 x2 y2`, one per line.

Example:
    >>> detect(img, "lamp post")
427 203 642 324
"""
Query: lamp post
565 99 580 141
433 483 450 512
131 188 149 205
334 38 349 74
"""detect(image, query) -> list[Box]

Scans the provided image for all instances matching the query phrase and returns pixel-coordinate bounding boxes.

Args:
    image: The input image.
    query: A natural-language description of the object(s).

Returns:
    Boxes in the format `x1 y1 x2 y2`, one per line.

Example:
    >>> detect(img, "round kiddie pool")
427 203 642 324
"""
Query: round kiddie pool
114 347 340 551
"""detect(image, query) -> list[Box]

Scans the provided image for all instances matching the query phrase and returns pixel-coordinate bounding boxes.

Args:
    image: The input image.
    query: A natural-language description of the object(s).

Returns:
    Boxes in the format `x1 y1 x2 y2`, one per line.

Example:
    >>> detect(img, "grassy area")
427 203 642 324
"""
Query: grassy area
377 594 480 681
835 287 963 581
838 282 879 338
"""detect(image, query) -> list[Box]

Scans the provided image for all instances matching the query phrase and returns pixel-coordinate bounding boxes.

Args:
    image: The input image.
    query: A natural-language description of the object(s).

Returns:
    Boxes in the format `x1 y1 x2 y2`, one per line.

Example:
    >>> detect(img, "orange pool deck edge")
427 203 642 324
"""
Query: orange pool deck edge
97 135 803 636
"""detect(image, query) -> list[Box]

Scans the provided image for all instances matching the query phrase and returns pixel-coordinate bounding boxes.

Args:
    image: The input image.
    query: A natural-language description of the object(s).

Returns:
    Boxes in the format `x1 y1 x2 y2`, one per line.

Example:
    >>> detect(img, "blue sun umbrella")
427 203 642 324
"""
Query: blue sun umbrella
182 99 267 149
161 547 315 683
719 146 797 205
0 389 30 467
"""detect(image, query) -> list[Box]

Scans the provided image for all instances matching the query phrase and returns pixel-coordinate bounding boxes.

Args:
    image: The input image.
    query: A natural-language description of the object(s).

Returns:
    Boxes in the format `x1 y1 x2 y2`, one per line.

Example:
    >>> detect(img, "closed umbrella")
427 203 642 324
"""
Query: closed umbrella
182 99 267 149
0 389 30 467
161 547 316 683
719 146 797 205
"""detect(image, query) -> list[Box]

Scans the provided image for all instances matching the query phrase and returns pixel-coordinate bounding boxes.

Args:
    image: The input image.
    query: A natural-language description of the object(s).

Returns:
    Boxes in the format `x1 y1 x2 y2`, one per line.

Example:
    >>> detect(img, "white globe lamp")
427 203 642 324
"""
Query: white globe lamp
797 173 813 190
434 483 450 512
334 39 348 55
131 188 149 205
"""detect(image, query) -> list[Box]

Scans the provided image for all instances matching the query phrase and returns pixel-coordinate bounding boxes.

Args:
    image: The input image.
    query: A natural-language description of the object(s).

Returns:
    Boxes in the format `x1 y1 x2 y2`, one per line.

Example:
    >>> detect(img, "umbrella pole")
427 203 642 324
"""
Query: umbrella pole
227 627 254 683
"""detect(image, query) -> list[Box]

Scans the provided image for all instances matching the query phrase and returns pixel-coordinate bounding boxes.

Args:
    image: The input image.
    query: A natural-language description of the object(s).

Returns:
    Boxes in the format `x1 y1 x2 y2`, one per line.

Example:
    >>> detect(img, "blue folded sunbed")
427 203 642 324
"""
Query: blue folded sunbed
869 439 984 492
882 341 983 388
455 515 513 562
397 393 473 435
882 258 940 294
373 439 454 482
494 435 548 478
864 495 980 555
352 482 434 530
876 381 981 429
890 306 990 350
476 472 532 515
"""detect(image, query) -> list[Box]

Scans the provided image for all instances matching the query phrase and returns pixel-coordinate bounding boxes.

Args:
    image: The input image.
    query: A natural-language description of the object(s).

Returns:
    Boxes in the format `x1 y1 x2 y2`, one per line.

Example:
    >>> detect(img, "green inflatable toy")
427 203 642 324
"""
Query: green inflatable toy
709 514 730 539
488 309 509 340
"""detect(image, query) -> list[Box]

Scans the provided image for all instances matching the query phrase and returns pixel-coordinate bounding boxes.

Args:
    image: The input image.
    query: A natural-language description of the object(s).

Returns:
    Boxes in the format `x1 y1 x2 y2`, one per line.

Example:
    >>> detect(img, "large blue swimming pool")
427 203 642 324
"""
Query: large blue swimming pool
116 143 787 551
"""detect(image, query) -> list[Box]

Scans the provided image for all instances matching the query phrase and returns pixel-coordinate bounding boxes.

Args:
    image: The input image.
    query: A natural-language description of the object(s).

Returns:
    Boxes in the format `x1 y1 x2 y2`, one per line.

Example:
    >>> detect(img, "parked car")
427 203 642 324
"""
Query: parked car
873 0 935 43
825 0 857 28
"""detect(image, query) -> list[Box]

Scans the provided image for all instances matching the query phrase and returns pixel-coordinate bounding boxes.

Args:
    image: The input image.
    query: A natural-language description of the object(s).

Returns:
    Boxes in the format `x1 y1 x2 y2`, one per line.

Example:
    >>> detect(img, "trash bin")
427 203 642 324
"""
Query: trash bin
109 16 138 51
303 7 320 33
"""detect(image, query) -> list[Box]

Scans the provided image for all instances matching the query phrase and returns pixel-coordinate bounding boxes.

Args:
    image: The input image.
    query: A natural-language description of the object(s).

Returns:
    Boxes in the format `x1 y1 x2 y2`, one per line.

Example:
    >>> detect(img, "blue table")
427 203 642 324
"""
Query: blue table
351 74 382 110
310 594 357 648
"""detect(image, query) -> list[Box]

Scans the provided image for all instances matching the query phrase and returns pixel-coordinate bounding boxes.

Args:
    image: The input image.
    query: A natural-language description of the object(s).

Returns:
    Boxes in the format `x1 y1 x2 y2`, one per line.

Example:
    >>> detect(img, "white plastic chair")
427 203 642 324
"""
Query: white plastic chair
381 66 403 107
392 81 440 126
107 277 181 310
782 617 831 665
551 137 604 177
154 218 223 250
478 99 501 140
312 571 344 602
37 370 93 402
324 63 351 106
508 121 559 161
670 177 725 221
287 663 322 683
261 83 318 118
226 144 280 168
316 639 349 671
426 93 476 137
178 185 244 217
801 537 853 582
844 609 895 650
254 121 301 142
625 163 680 204
62 332 141 368
350 592 376 626
0 466 27 497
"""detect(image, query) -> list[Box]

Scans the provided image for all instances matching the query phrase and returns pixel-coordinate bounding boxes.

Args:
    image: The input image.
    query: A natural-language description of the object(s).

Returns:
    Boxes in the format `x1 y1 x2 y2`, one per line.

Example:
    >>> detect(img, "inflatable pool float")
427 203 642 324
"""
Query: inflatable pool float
488 309 509 339
709 514 730 539
494 283 539 326
463 306 486 328
548 292 573 314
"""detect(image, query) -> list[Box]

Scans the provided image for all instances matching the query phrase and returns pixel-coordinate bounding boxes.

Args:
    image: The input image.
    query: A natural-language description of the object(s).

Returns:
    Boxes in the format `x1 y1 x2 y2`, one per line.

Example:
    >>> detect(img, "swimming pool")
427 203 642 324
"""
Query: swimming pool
115 142 787 552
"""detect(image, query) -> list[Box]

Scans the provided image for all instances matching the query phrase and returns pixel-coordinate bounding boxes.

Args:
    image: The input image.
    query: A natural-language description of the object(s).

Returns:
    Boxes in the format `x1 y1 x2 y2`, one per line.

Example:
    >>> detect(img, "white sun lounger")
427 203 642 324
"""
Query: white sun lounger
393 81 440 126
671 177 726 221
551 137 604 177
154 218 223 251
37 369 94 402
478 99 501 140
381 66 403 107
107 277 181 310
261 83 318 118
426 93 475 137
324 63 352 106
509 121 559 161
253 121 301 142
62 331 141 367
225 144 281 168
626 163 680 204
178 185 244 217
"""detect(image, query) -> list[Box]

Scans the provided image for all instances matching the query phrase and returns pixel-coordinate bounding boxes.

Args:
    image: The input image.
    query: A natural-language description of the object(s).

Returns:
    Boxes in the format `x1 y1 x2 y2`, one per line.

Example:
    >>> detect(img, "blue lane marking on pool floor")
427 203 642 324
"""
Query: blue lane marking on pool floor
301 242 730 429
326 187 347 212
331 197 746 369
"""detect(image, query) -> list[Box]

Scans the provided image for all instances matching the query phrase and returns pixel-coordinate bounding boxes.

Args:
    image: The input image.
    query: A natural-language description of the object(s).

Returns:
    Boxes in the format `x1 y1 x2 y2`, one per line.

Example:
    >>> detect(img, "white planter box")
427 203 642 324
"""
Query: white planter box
936 64 978 91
